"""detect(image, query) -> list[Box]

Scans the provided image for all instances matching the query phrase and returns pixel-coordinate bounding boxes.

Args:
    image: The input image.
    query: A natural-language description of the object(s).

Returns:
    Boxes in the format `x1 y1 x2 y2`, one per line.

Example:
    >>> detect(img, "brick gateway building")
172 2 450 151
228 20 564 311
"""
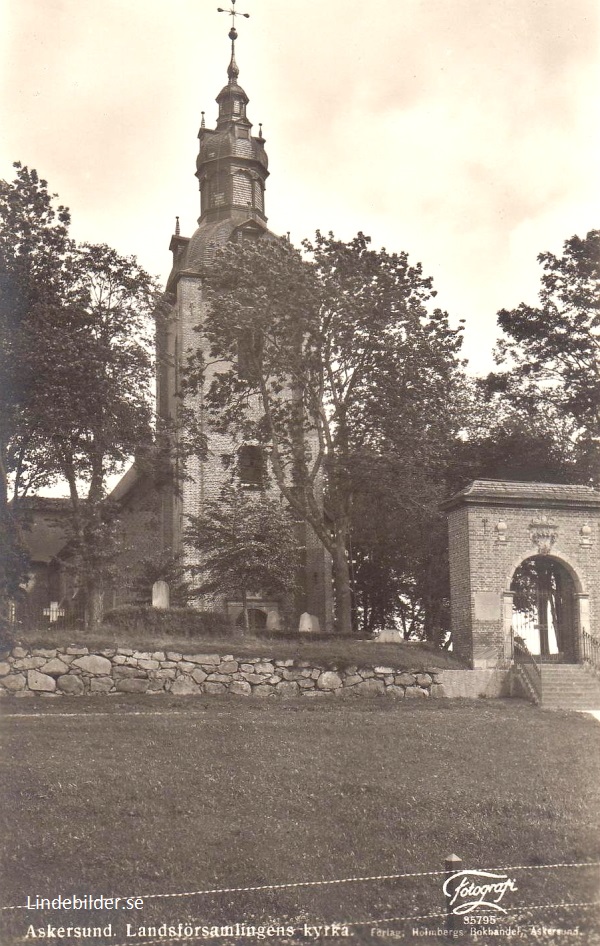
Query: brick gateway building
443 480 600 670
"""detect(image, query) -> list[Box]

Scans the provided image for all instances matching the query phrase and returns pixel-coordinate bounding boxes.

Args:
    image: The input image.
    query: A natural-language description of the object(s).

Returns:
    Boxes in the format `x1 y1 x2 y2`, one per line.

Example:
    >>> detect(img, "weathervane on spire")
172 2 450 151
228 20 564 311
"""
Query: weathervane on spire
217 0 250 31
217 0 249 82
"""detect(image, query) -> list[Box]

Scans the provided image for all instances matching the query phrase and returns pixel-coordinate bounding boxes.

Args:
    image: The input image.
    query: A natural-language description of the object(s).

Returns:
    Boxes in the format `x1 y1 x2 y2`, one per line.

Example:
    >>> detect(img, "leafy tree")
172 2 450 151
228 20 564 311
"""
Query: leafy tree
0 164 159 624
0 163 73 601
186 232 464 633
184 487 299 632
40 244 159 625
348 335 468 642
351 373 582 643
492 229 600 478
449 376 581 488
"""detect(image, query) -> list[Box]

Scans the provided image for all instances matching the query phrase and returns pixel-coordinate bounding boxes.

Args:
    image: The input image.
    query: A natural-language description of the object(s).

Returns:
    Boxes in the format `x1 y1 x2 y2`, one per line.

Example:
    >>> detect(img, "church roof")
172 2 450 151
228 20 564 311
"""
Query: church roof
183 215 279 272
442 479 600 510
198 125 268 165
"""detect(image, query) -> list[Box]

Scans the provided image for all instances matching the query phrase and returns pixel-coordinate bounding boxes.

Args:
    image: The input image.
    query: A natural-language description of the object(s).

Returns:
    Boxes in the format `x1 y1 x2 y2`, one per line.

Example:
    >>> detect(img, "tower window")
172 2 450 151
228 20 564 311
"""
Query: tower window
209 175 227 208
238 445 265 489
237 328 261 379
254 180 264 213
233 172 252 207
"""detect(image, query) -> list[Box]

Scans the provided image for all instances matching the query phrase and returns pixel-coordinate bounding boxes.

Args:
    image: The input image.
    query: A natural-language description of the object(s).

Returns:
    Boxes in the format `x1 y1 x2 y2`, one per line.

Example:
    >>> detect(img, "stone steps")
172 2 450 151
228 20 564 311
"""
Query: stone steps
540 665 600 710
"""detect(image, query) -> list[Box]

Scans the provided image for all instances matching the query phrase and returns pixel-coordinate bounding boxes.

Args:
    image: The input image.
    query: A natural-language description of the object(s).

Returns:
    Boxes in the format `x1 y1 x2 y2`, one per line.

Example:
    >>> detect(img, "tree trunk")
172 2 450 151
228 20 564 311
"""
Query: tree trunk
537 561 551 656
333 526 352 634
241 588 250 635
85 580 104 629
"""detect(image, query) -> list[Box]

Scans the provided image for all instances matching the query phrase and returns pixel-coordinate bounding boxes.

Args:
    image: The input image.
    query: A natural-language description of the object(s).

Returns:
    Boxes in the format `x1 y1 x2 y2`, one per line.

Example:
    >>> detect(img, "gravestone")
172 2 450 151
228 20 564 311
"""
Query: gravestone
152 580 170 610
376 628 402 643
266 610 281 632
299 612 320 634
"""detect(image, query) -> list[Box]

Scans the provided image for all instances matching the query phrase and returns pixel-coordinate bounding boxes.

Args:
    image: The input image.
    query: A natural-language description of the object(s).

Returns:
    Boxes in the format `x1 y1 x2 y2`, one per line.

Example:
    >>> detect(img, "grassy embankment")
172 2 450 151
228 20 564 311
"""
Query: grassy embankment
10 626 463 671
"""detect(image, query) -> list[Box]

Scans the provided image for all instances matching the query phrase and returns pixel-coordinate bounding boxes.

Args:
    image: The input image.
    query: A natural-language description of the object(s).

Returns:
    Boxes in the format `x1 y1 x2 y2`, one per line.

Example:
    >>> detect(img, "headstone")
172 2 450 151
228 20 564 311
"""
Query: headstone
298 612 320 634
266 610 281 631
376 628 402 643
152 580 170 609
298 612 312 633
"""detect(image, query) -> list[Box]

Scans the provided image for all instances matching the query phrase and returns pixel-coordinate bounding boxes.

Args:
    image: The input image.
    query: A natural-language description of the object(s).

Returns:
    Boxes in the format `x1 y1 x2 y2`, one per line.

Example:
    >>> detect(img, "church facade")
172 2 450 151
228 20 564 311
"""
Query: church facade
11 23 332 633
153 27 333 631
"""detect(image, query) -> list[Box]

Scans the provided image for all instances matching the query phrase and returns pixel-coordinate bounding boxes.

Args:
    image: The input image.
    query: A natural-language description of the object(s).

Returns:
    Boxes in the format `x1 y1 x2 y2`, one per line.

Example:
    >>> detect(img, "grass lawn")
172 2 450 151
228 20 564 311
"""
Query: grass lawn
0 697 599 945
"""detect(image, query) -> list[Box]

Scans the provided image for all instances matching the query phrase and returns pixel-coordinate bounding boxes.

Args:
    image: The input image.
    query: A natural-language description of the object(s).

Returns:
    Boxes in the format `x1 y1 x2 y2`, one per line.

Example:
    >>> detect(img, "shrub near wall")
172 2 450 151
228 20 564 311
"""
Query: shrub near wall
0 644 447 698
102 606 231 638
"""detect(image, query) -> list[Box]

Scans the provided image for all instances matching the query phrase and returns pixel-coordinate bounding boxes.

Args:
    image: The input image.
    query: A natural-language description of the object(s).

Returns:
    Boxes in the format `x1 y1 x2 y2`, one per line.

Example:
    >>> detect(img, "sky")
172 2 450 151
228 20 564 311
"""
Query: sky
1 0 599 373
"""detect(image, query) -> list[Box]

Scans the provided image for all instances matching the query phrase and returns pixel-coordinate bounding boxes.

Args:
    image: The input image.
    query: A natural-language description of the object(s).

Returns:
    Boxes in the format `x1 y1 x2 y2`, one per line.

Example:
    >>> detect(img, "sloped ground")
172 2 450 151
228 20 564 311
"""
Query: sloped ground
0 697 598 945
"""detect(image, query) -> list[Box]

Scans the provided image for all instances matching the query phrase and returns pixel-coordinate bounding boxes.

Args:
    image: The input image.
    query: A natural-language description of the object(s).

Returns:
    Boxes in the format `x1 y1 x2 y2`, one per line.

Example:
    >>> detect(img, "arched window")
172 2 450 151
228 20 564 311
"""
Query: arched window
235 607 267 630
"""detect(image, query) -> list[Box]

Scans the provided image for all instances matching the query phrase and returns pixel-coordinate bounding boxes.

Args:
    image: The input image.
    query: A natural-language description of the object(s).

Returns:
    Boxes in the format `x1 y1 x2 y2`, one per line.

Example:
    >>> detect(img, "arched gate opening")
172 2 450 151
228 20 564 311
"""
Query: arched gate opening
510 555 579 662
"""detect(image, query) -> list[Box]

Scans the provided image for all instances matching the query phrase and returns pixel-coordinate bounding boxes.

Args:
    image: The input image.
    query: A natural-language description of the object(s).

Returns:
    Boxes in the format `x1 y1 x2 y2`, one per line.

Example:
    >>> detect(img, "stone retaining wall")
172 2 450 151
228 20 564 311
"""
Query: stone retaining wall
0 645 452 699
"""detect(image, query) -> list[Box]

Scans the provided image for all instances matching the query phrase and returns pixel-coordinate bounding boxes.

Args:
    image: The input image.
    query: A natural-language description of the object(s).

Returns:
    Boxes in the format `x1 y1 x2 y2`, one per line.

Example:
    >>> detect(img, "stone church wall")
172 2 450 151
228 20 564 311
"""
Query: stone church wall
171 272 333 631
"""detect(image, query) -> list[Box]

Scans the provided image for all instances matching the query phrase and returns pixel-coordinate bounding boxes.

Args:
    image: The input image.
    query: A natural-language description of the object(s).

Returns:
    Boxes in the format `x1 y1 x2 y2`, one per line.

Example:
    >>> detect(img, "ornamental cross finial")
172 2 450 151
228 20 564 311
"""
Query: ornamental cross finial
217 0 250 30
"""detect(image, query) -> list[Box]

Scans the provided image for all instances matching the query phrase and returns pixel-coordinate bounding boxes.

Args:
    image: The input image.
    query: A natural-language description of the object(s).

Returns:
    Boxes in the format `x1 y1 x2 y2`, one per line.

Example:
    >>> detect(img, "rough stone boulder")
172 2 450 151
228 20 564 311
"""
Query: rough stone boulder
229 680 252 696
116 678 149 693
57 674 85 696
72 655 112 676
170 677 199 695
27 670 56 692
40 658 71 677
351 678 385 696
317 671 342 690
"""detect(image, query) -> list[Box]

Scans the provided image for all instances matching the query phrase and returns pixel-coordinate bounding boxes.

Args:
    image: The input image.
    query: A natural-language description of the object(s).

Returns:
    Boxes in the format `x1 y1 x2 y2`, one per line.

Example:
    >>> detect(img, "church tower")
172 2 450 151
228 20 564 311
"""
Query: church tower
157 13 333 632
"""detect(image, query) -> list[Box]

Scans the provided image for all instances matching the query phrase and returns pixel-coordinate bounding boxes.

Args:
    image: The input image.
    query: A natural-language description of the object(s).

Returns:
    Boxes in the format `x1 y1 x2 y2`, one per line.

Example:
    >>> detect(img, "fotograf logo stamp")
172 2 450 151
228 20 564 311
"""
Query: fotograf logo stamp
443 869 518 915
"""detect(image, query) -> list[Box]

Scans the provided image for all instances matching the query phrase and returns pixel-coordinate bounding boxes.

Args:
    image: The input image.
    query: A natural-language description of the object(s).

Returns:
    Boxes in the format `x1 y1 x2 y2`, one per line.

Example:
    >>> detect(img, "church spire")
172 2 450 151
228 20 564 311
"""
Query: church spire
195 0 269 226
227 28 240 82
218 0 249 83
